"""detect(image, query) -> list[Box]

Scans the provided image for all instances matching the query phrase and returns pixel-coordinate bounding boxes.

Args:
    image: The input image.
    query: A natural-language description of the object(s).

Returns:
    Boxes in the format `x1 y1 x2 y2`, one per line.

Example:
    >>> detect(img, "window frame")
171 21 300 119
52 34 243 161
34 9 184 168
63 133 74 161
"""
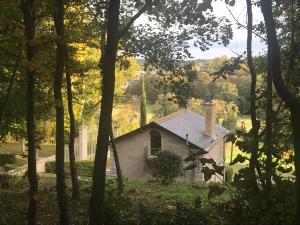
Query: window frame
149 129 162 157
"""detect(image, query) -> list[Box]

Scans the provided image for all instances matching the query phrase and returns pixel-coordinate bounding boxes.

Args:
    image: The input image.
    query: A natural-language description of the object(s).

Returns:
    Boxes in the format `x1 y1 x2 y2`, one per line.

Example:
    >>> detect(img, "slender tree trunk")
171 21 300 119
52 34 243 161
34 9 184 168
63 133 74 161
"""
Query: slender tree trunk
109 126 123 195
291 109 300 225
53 0 69 224
265 60 273 193
21 138 26 154
88 0 120 224
230 142 233 163
261 1 300 223
65 47 80 200
246 0 259 190
20 1 38 224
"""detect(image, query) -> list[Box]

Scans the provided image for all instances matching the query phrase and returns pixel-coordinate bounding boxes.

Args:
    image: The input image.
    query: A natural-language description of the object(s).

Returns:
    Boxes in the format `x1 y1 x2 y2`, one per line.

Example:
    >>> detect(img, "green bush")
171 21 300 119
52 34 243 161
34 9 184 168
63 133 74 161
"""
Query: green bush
0 153 16 166
0 174 10 189
224 166 233 183
45 160 94 177
151 150 183 184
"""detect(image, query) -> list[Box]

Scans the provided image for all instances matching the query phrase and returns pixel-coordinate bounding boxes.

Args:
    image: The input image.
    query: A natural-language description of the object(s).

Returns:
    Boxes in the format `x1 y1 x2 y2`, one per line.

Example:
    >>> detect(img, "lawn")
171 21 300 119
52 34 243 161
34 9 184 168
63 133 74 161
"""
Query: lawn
0 174 232 225
0 143 56 171
0 143 55 157
223 115 252 174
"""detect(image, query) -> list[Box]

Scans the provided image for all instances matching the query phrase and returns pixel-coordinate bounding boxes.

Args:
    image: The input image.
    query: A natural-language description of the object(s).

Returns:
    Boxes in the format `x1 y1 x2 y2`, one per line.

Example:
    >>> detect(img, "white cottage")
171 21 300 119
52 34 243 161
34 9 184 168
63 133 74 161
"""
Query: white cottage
109 103 229 182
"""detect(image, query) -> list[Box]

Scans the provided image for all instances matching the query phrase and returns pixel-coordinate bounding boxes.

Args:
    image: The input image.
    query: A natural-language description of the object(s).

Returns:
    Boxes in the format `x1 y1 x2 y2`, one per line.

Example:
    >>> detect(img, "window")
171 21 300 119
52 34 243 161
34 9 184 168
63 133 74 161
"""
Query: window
150 130 161 155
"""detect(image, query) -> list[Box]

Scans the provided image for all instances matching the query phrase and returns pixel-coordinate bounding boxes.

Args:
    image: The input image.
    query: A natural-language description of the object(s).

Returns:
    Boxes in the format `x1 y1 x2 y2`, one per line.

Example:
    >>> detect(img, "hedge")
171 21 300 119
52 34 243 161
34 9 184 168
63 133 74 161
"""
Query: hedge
45 160 94 177
0 153 16 166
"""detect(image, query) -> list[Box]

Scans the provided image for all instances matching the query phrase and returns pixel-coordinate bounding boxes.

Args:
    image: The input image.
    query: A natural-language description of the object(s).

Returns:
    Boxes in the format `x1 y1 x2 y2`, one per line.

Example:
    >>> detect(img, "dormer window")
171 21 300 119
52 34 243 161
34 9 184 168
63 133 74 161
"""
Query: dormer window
150 130 161 155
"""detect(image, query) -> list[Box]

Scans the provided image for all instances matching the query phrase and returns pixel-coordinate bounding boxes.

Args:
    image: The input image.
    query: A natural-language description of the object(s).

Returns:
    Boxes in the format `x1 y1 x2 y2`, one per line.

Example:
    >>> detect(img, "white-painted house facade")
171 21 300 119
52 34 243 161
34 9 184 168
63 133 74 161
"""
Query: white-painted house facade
109 103 229 182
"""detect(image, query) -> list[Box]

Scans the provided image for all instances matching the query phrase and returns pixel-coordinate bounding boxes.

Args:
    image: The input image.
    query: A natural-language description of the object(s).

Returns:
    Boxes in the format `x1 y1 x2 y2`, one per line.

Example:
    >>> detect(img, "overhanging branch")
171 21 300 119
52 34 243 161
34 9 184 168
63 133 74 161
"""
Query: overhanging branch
226 6 266 41
118 2 150 39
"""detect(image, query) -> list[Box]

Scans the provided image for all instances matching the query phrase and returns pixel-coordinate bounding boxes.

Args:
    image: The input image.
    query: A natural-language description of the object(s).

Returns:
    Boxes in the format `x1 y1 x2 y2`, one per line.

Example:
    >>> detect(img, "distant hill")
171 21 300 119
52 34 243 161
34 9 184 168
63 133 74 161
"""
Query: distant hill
134 58 210 70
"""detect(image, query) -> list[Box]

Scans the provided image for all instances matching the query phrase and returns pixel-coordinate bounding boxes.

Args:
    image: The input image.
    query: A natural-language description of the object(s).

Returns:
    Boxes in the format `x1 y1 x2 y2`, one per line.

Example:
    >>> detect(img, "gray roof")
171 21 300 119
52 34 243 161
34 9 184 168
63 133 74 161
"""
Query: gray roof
153 110 229 151
113 110 229 152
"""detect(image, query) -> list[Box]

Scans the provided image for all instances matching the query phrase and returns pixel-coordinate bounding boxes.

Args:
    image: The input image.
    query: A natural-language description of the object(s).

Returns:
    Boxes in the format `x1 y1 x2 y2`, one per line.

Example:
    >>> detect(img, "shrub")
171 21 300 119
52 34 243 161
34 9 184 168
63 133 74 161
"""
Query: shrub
0 153 16 166
151 150 183 184
224 166 233 183
0 174 10 189
45 160 94 177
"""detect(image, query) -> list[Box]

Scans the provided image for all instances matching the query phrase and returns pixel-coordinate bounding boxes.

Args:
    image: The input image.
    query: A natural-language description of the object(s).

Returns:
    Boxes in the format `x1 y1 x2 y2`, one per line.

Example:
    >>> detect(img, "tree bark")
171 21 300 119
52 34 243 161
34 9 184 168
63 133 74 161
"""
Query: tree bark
290 109 300 225
261 0 300 223
88 0 120 224
265 58 273 193
109 126 123 195
20 1 38 224
65 46 80 200
53 0 69 224
246 0 259 190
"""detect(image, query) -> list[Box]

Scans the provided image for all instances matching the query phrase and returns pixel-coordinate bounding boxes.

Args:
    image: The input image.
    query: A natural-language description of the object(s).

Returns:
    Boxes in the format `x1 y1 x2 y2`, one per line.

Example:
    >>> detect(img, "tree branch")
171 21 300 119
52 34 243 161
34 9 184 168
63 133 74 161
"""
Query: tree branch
226 6 266 41
261 0 298 108
118 3 150 39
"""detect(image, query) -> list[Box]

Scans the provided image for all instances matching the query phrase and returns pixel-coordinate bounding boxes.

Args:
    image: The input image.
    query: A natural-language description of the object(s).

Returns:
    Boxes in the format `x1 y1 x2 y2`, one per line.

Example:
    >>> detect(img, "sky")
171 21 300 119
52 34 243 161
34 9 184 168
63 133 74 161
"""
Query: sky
189 1 266 59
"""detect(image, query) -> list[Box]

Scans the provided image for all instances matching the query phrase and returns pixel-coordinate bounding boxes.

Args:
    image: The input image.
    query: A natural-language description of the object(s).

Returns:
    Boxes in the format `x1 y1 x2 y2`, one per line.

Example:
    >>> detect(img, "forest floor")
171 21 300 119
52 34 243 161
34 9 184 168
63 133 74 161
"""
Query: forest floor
0 174 231 225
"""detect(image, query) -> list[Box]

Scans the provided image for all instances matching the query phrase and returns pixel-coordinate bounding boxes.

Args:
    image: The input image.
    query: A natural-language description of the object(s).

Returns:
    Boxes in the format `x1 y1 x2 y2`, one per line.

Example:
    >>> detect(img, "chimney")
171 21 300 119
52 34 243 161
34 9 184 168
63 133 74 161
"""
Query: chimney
203 102 216 137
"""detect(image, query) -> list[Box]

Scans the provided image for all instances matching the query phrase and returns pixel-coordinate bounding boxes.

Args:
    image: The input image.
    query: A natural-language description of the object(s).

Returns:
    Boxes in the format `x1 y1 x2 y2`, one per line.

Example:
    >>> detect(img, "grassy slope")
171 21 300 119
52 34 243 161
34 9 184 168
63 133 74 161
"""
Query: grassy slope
0 175 231 225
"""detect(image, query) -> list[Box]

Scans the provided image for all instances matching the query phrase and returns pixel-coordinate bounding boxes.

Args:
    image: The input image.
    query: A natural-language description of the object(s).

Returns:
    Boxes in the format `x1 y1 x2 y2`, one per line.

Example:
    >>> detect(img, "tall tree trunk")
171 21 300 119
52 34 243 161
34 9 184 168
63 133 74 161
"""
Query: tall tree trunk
20 1 38 224
65 47 80 200
53 0 69 224
109 126 123 195
290 109 300 225
261 1 300 223
265 60 273 193
88 0 120 224
246 0 259 190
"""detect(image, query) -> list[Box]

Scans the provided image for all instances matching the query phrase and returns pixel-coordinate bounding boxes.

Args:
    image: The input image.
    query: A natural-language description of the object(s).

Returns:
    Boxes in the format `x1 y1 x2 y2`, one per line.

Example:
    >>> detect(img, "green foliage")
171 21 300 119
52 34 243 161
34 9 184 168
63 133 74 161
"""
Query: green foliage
229 154 248 165
0 153 16 166
151 150 183 183
208 184 226 200
224 166 233 183
137 200 209 225
218 178 296 225
103 180 225 225
0 174 10 189
45 160 94 177
126 72 160 104
0 175 239 225
184 155 224 182
151 93 180 117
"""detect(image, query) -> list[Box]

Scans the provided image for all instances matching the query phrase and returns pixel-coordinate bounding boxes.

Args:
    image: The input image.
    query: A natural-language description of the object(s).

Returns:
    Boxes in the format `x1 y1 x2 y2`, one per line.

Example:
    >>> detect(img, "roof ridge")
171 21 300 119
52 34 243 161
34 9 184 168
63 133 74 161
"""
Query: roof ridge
153 109 190 124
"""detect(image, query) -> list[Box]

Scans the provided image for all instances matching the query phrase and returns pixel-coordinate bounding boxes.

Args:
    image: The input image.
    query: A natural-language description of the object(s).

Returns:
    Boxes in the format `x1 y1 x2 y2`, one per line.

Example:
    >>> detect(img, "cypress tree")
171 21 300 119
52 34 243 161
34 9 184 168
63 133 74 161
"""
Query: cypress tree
140 78 147 127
